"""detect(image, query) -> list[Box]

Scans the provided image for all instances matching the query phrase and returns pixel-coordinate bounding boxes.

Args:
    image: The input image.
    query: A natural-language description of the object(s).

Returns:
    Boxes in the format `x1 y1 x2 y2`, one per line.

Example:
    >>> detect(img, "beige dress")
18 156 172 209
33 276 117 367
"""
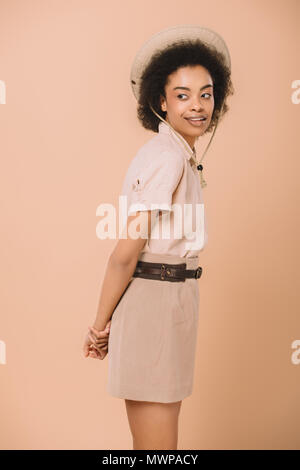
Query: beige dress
107 121 207 403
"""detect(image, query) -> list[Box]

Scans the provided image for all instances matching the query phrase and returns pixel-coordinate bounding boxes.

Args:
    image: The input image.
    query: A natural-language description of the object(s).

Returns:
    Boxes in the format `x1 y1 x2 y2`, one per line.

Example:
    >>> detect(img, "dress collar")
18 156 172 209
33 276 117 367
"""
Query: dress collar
158 120 197 163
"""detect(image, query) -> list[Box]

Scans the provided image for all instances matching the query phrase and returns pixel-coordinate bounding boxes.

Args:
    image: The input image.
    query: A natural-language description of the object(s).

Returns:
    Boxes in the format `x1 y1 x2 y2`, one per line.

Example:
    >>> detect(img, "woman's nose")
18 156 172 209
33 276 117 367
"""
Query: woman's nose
191 100 203 111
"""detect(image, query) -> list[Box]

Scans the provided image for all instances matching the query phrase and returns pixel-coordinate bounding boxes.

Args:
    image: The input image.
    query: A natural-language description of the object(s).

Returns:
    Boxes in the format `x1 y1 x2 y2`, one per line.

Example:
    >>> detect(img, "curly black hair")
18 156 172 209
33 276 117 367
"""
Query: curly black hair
136 39 234 133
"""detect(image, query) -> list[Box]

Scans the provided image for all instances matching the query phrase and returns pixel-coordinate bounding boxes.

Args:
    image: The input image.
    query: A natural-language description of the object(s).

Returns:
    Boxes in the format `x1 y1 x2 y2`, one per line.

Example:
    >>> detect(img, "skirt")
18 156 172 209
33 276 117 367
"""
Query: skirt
107 251 200 403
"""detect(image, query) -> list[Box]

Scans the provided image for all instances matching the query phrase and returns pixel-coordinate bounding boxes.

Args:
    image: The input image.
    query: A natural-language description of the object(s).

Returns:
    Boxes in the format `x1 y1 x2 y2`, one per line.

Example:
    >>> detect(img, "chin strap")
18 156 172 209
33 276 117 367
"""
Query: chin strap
149 103 221 189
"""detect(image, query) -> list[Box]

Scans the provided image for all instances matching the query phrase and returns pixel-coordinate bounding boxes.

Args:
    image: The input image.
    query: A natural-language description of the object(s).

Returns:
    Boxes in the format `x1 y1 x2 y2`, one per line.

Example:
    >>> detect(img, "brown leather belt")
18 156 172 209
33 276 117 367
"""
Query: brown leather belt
132 260 202 282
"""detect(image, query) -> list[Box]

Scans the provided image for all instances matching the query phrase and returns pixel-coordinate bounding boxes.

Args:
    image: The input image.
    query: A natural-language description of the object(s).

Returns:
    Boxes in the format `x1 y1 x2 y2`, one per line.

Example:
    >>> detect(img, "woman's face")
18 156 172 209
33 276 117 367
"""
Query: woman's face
160 65 214 149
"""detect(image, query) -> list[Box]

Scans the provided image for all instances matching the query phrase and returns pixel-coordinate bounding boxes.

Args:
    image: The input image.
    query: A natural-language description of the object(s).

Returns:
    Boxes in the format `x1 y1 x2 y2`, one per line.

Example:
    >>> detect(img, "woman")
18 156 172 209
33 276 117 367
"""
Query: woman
83 25 234 450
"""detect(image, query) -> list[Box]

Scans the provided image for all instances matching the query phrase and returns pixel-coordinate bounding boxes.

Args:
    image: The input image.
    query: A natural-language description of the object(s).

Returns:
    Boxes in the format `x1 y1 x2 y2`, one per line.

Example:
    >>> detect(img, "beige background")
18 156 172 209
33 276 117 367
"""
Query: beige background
0 0 299 450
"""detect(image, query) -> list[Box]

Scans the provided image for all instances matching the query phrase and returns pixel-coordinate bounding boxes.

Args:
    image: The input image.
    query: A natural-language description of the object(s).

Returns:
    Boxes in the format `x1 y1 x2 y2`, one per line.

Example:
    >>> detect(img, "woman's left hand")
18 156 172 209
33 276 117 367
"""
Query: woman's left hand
83 321 111 360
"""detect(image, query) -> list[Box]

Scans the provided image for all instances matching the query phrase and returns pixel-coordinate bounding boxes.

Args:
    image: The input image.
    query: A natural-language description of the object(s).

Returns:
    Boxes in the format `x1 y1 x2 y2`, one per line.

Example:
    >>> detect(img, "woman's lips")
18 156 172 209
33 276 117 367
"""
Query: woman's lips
185 118 207 127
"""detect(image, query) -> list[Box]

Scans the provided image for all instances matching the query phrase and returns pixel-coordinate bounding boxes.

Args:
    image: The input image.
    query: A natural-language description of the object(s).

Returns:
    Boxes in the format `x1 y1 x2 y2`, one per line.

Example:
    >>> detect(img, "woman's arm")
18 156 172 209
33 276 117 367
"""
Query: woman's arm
92 210 156 331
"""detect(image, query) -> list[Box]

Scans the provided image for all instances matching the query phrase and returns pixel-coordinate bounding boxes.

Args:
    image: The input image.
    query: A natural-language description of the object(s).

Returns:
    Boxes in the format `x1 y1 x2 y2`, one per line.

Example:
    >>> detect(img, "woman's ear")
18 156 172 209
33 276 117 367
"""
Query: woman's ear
160 94 167 113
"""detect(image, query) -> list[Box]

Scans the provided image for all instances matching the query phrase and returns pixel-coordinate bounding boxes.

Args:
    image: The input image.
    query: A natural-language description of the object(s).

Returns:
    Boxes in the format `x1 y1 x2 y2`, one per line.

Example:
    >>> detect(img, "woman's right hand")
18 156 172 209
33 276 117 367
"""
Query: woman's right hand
83 322 111 360
89 324 111 360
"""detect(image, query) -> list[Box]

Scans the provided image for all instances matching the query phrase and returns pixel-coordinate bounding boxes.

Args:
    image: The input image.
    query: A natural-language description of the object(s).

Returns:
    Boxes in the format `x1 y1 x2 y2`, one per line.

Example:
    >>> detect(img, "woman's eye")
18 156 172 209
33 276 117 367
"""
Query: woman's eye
177 93 212 99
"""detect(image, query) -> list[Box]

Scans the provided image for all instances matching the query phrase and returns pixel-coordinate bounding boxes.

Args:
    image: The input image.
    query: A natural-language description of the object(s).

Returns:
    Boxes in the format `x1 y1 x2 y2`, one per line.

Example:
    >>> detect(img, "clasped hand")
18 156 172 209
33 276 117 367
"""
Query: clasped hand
83 320 111 360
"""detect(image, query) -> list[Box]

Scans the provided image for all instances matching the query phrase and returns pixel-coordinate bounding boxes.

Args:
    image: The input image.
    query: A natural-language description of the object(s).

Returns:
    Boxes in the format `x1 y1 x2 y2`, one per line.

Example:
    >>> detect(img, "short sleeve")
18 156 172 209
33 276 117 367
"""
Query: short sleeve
127 150 184 216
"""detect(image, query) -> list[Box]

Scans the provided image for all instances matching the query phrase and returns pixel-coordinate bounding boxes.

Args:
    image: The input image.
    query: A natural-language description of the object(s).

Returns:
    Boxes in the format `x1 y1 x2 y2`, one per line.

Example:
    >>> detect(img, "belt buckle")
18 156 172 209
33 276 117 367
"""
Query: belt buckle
160 264 172 280
195 266 202 279
160 264 166 280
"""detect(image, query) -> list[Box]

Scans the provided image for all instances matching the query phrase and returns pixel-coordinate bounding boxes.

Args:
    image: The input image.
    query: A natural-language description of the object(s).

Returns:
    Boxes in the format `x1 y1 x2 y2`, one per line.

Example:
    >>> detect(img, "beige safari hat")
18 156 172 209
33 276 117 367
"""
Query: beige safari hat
130 24 231 102
130 24 232 189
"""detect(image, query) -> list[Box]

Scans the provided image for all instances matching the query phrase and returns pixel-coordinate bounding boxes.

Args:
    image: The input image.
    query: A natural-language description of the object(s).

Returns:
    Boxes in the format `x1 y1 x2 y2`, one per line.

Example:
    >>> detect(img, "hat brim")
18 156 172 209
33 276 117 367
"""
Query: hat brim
130 24 231 101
